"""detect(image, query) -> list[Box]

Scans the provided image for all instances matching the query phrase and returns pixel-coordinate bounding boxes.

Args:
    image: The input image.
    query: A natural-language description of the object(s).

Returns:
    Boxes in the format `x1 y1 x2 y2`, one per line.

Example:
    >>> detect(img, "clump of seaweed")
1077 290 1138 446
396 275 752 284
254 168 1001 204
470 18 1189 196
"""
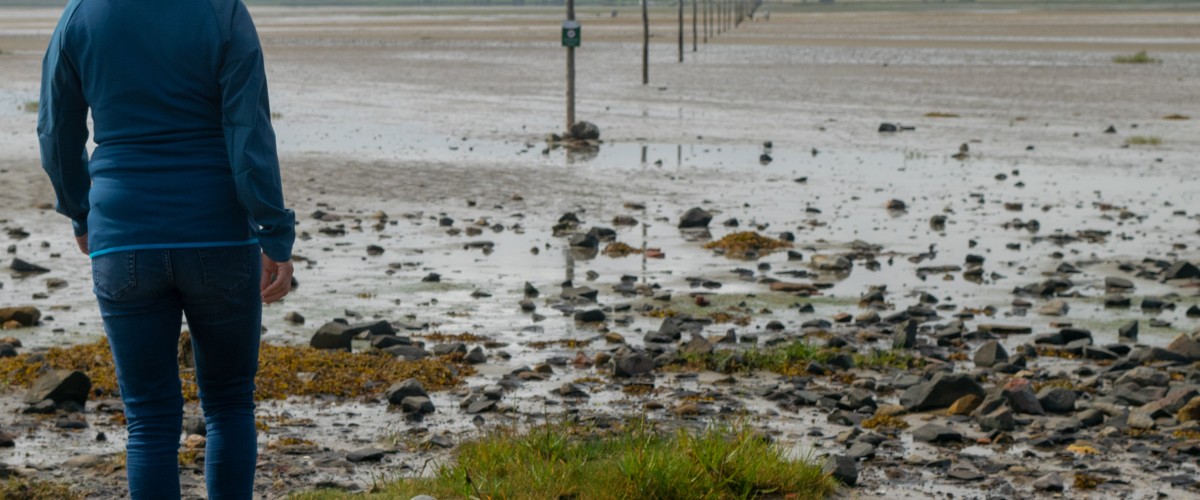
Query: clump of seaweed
1073 473 1104 490
603 242 642 257
1112 50 1160 64
703 231 792 259
0 339 471 402
924 112 960 118
861 414 909 430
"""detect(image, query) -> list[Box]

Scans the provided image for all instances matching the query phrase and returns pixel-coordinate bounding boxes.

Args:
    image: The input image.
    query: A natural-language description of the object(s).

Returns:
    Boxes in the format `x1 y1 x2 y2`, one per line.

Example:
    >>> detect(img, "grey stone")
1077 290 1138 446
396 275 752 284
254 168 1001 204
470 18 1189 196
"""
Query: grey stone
400 396 435 415
383 345 431 361
24 370 91 406
464 346 487 364
1118 320 1139 341
846 442 876 460
614 353 655 377
310 322 353 350
678 207 713 229
1116 366 1170 387
912 424 963 444
892 320 918 349
574 309 606 323
466 399 496 414
977 407 1016 432
1033 473 1064 492
1130 346 1190 365
821 455 857 486
1037 387 1077 414
385 379 428 405
347 447 386 463
900 372 985 411
1164 261 1200 280
10 258 49 274
1167 334 1200 361
973 340 1008 368
681 334 714 356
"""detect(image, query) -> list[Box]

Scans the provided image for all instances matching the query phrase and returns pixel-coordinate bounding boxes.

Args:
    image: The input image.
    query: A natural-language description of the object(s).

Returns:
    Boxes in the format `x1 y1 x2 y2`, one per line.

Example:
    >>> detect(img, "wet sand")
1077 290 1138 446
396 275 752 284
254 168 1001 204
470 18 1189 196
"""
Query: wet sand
1 4 1199 498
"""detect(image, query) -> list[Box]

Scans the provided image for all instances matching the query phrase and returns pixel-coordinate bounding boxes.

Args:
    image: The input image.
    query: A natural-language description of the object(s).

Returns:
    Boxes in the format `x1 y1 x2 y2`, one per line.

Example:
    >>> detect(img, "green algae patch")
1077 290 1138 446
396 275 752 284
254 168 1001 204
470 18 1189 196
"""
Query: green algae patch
703 231 792 259
0 478 83 500
0 339 470 402
292 420 837 500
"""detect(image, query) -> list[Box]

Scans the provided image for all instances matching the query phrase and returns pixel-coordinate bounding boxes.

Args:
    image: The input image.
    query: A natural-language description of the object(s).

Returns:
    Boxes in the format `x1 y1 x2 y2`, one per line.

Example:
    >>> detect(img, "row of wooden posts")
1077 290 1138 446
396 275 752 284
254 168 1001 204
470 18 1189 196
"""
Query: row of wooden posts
567 0 764 134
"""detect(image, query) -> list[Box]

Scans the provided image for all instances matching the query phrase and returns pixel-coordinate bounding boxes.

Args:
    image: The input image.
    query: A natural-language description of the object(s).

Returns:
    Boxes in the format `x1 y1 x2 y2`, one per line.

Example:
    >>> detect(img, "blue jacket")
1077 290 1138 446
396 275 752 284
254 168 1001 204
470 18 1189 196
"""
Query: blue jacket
38 0 295 262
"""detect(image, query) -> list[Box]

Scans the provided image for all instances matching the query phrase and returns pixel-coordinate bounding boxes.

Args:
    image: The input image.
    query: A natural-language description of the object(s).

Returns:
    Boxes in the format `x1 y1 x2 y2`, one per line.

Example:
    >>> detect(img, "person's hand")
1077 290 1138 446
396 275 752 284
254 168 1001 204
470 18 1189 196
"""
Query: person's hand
260 254 294 304
75 234 88 255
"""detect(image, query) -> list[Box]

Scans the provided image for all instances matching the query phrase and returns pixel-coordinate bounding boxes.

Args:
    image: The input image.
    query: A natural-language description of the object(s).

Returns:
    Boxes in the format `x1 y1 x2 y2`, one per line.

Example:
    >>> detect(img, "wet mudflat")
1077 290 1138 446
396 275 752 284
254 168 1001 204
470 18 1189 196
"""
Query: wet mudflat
0 3 1199 498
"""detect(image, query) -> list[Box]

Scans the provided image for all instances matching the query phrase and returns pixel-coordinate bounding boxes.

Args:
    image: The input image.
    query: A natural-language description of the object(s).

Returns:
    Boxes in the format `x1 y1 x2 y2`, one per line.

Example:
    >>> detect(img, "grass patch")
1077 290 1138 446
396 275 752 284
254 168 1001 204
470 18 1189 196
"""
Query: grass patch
1112 51 1160 64
292 421 837 500
1125 136 1162 146
0 339 470 402
703 232 792 260
1163 114 1190 120
22 101 38 113
0 478 83 500
923 112 960 118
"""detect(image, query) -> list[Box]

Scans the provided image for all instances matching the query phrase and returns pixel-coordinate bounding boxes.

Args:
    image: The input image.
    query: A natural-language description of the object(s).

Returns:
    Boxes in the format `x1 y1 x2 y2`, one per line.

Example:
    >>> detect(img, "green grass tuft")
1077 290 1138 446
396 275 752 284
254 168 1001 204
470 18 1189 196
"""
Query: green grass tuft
678 341 922 376
292 421 837 500
22 101 38 113
1112 51 1160 64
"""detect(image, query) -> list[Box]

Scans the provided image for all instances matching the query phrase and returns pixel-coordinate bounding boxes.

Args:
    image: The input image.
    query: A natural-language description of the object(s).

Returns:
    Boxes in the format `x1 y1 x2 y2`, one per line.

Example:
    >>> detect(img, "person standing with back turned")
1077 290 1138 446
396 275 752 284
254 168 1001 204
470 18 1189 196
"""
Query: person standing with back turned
38 0 295 497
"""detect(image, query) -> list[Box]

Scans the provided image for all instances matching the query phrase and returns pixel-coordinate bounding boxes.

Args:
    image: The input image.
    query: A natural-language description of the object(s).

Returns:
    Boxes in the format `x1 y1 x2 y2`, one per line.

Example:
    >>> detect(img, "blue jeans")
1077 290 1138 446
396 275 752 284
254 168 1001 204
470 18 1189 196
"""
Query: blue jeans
93 245 261 500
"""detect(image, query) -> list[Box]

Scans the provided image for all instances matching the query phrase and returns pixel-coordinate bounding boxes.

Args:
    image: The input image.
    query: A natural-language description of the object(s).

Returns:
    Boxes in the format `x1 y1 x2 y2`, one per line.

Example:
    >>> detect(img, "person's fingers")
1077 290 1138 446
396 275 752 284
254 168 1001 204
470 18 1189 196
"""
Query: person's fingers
259 253 273 292
262 261 294 304
76 234 88 255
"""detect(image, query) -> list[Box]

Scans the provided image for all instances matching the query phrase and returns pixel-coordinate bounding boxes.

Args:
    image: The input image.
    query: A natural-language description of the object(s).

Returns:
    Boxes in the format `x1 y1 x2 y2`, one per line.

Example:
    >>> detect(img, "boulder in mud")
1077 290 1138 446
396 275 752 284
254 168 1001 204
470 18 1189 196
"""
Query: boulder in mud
0 307 40 327
24 370 92 406
568 121 600 141
678 207 713 229
822 455 858 486
911 424 962 444
973 340 1008 368
1163 261 1199 280
1167 334 1200 361
614 352 655 377
10 259 50 274
310 322 353 351
900 372 985 411
385 378 429 406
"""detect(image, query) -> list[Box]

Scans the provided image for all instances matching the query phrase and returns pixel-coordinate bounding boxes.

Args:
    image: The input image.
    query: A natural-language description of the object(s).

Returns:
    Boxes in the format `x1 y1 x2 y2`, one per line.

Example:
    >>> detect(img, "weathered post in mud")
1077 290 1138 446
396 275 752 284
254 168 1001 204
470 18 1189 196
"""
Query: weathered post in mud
678 0 684 63
642 0 649 84
564 0 578 132
692 0 697 52
703 0 709 43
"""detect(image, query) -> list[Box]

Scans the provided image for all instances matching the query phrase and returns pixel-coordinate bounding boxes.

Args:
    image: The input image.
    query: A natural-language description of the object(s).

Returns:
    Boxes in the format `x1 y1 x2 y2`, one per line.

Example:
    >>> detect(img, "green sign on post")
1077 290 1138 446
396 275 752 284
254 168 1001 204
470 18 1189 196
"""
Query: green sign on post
562 20 581 48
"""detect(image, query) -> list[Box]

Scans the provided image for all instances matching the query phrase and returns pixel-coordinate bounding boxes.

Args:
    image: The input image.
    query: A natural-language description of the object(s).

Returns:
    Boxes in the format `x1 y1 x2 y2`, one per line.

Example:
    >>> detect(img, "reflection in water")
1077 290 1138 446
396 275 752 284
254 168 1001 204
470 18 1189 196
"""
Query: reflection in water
564 142 601 163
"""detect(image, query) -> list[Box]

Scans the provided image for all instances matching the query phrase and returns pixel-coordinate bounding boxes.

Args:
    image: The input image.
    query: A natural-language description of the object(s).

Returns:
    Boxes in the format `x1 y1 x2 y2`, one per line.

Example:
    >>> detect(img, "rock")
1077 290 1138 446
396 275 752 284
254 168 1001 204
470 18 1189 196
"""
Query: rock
310 322 353 350
977 407 1016 432
1105 276 1134 289
973 340 1008 368
1167 334 1200 361
1115 366 1169 387
183 416 206 436
465 399 496 414
0 307 40 327
1118 320 1138 342
681 334 714 356
1037 387 1077 414
614 353 655 377
1005 378 1044 415
366 245 384 256
569 121 600 141
1105 295 1132 308
0 430 14 448
947 394 982 416
678 207 713 229
891 320 917 349
822 455 858 486
574 309 606 323
1177 397 1200 423
283 311 305 325
900 372 985 411
885 199 907 211
1130 347 1190 365
385 379 429 405
947 463 984 481
845 442 876 460
810 254 851 271
1038 299 1069 316
346 447 385 463
400 396 435 415
912 424 962 444
556 383 589 398
464 346 487 364
878 122 899 133
1164 261 1200 280
1033 473 1064 492
422 273 441 283
383 345 431 361
24 370 91 406
568 232 599 249
10 259 50 274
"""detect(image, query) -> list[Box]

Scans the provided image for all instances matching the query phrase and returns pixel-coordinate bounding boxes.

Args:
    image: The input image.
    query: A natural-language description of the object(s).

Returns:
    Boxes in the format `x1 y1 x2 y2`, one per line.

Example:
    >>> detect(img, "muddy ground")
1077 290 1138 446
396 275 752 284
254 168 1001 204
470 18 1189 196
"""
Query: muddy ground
1 4 1199 499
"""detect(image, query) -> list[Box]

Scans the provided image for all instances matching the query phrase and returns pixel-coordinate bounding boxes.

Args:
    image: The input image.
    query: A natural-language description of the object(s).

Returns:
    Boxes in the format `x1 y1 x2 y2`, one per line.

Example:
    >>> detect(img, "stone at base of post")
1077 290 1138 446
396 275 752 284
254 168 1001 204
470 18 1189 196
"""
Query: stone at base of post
567 121 601 141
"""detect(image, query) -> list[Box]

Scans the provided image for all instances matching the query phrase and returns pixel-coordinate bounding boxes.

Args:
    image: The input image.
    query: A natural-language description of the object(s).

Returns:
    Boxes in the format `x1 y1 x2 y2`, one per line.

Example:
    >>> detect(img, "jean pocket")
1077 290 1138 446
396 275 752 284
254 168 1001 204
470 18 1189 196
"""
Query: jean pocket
197 245 254 292
92 252 137 300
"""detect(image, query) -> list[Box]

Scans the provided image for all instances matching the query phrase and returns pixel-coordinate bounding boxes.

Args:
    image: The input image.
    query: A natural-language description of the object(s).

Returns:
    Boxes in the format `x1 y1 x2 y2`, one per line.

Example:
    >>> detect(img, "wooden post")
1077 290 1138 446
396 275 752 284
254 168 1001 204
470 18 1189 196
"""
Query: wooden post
566 0 575 132
642 0 649 85
692 0 697 51
678 0 684 63
703 0 708 43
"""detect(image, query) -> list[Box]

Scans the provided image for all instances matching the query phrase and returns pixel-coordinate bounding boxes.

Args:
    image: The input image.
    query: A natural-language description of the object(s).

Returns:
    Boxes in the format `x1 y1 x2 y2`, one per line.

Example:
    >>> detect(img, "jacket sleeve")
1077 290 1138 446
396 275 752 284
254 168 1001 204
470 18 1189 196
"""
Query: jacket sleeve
220 0 295 262
37 25 91 238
